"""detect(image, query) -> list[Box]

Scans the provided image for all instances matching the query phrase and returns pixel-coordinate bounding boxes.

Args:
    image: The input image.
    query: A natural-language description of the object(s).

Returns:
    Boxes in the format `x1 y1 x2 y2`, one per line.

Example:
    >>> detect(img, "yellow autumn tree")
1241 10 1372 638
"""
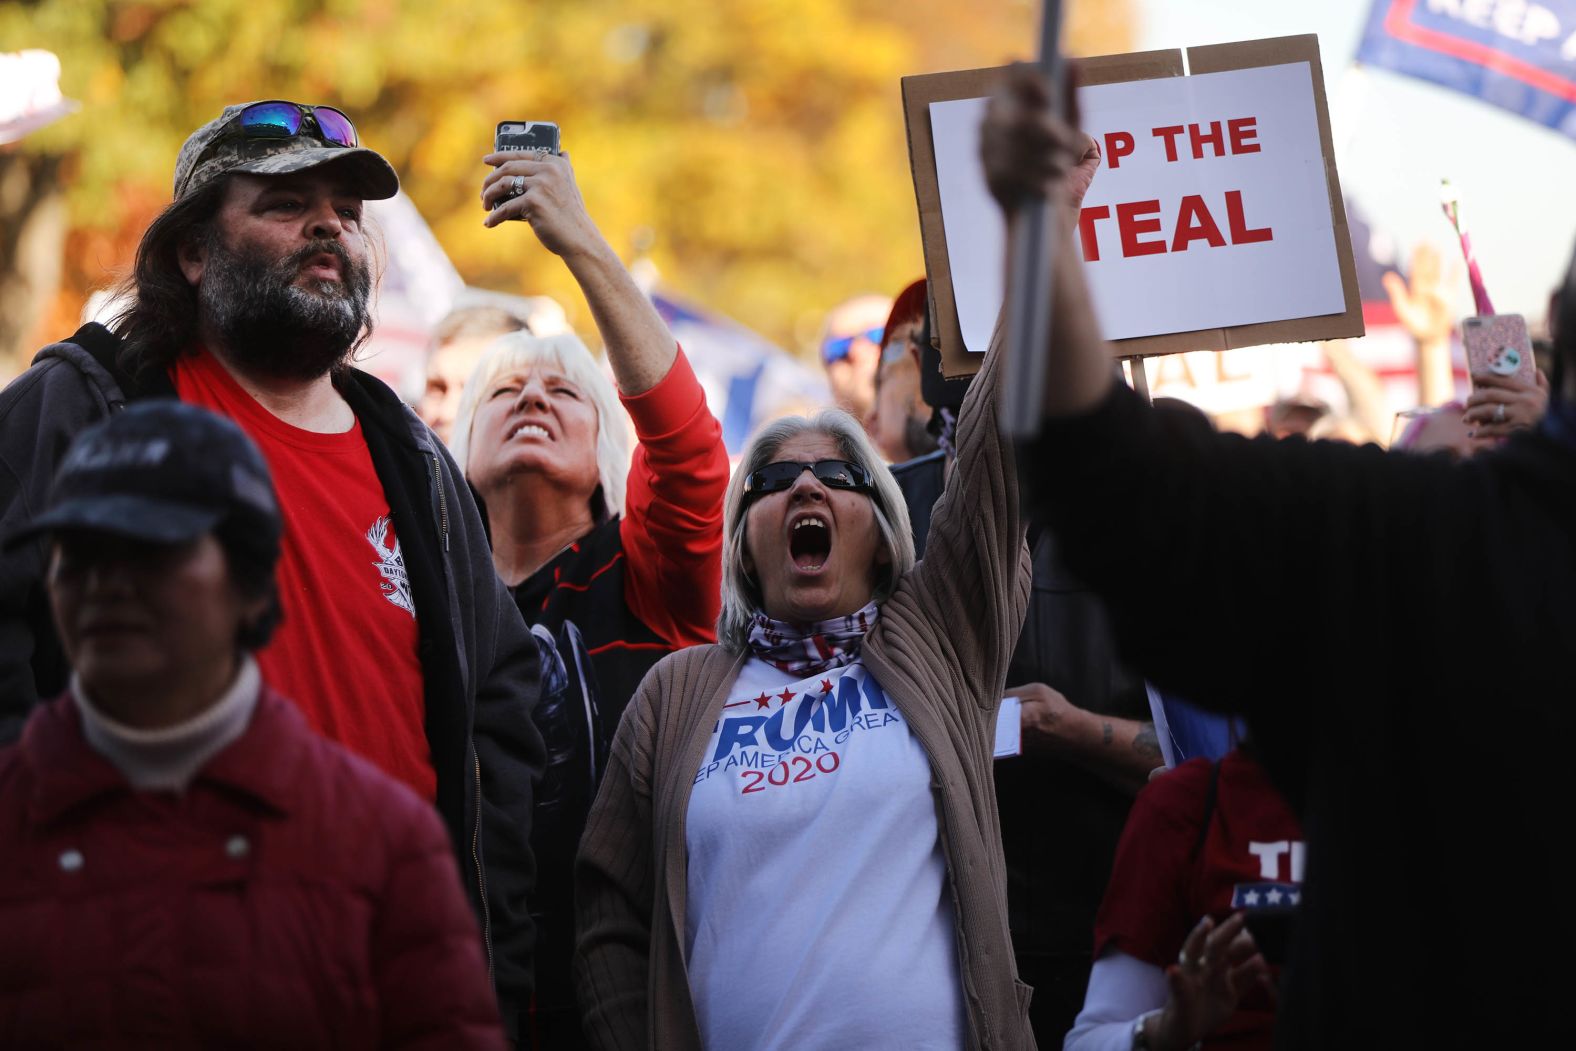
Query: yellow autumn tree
2 0 1131 372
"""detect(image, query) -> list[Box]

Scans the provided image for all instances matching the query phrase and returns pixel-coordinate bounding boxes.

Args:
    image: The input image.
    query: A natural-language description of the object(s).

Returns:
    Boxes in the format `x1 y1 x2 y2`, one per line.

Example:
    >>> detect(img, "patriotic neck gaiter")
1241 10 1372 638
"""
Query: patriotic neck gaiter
745 601 880 677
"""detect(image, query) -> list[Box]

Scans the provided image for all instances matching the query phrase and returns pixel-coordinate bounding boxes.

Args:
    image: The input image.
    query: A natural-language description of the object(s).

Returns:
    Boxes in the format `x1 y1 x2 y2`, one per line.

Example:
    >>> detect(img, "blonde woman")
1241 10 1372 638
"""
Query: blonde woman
459 148 729 1046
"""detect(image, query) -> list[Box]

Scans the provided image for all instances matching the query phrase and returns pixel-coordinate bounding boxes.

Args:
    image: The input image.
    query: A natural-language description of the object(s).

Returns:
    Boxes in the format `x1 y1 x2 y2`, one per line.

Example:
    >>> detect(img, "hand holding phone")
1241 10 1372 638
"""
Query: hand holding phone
486 122 561 222
1462 314 1535 386
1460 314 1547 440
481 131 604 261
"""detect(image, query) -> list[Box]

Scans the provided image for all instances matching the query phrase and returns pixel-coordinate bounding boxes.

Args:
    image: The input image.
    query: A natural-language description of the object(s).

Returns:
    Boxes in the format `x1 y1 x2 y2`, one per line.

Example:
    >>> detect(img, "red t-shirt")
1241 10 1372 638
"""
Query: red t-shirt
1093 750 1303 1050
173 350 434 799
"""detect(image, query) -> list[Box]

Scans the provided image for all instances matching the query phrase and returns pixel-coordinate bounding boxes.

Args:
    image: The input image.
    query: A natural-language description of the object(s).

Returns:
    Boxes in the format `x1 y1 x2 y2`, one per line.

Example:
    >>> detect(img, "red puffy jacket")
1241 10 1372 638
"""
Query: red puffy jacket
0 686 507 1049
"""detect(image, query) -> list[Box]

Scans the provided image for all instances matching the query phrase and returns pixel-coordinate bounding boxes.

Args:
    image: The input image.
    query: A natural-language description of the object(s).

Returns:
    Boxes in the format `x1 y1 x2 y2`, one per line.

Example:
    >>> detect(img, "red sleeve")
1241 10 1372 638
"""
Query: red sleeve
618 346 729 648
1092 757 1213 967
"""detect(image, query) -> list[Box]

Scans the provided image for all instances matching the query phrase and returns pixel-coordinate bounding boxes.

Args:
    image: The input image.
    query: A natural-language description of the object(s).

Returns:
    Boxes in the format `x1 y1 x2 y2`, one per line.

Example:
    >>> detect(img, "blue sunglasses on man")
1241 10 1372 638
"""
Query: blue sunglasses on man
821 326 884 366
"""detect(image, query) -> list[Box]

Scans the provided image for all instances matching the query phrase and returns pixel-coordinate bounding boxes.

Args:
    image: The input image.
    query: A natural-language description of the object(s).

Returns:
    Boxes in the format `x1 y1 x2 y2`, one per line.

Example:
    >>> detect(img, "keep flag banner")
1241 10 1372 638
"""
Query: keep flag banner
1356 0 1576 138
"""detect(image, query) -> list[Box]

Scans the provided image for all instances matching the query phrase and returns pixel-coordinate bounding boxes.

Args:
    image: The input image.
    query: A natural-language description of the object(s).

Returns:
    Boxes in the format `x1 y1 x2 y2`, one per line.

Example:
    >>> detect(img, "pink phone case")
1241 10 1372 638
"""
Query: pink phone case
1461 314 1535 385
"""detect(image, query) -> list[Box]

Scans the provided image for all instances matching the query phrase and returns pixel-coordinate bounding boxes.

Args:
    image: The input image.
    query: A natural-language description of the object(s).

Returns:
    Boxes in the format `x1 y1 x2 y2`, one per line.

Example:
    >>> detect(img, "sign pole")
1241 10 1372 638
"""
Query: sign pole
999 0 1064 439
1128 356 1152 402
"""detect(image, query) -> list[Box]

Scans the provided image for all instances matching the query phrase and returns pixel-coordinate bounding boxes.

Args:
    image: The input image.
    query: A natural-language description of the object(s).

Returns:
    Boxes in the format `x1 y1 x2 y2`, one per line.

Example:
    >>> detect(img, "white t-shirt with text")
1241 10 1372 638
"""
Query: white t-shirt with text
684 656 967 1050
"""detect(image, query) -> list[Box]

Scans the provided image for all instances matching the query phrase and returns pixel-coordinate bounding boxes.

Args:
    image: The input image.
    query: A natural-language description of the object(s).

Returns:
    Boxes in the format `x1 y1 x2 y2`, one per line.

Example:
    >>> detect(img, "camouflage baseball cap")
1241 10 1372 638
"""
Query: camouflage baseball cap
172 100 400 202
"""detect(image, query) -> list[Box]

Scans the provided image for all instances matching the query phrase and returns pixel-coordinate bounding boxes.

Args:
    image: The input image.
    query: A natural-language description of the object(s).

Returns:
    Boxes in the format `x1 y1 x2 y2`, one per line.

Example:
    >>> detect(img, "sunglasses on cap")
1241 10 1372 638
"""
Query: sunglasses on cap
179 101 358 194
822 326 885 365
744 459 873 499
221 100 358 147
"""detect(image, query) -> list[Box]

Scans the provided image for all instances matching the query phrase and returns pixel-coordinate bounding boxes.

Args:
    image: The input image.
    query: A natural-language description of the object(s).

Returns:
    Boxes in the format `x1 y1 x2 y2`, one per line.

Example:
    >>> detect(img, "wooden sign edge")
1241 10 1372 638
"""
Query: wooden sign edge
1170 33 1367 355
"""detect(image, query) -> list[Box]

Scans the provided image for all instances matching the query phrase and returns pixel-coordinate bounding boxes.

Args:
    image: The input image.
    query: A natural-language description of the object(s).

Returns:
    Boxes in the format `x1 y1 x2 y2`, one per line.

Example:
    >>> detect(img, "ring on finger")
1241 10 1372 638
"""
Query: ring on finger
1494 402 1506 423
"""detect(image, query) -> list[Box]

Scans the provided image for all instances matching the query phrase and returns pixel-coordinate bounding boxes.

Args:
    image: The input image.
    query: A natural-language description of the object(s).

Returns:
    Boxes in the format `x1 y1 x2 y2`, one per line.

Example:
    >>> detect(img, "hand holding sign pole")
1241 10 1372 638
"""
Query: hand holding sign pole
1000 0 1065 439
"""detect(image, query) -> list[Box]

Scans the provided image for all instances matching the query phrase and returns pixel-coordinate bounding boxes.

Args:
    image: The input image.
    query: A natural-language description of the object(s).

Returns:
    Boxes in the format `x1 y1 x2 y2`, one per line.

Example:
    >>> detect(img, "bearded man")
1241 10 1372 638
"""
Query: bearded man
0 101 544 1041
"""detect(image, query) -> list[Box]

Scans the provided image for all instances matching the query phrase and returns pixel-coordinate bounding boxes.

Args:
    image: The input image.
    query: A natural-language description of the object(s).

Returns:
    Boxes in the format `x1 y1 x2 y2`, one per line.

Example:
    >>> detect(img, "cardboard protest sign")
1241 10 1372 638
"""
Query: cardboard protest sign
1357 0 1576 138
904 35 1363 377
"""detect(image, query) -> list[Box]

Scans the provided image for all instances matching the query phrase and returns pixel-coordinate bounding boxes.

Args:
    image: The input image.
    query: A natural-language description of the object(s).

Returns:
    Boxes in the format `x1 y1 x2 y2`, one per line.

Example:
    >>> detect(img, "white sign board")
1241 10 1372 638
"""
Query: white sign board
929 62 1347 352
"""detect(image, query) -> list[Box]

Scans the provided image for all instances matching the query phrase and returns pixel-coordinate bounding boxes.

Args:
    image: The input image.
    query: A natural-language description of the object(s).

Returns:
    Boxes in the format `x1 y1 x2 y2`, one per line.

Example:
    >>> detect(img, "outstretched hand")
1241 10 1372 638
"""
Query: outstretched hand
481 149 605 260
980 63 1099 217
1381 244 1456 348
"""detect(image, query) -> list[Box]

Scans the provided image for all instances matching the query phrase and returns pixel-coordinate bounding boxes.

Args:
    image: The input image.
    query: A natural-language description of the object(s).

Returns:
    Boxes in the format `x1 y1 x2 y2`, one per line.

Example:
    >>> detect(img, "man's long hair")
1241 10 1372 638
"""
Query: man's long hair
108 179 229 383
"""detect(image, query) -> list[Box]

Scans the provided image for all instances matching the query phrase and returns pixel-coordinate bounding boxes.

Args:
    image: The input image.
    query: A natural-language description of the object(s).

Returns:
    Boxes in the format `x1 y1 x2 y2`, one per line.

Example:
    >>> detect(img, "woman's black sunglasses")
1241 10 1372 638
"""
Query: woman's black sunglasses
744 459 873 499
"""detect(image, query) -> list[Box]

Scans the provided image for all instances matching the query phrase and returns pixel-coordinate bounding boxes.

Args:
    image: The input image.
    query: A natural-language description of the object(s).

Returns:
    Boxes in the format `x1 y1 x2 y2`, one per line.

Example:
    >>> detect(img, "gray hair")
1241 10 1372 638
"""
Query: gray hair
718 409 916 653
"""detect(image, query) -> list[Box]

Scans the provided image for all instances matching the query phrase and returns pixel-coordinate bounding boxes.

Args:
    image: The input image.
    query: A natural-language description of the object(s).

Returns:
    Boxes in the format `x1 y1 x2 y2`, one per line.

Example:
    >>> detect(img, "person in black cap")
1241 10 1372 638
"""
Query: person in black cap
0 401 508 1047
0 100 543 1039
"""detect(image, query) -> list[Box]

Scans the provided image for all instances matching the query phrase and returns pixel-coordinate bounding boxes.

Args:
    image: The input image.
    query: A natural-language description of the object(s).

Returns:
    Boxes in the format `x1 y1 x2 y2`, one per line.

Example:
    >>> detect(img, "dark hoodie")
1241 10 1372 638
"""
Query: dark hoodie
1021 380 1576 1047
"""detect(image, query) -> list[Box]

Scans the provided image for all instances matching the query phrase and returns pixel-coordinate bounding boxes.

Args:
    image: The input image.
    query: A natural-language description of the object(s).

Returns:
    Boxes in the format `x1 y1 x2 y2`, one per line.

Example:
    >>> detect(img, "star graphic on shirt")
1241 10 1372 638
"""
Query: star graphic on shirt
778 688 796 705
754 693 772 710
820 679 834 694
1289 890 1301 906
1243 889 1261 906
1266 887 1284 906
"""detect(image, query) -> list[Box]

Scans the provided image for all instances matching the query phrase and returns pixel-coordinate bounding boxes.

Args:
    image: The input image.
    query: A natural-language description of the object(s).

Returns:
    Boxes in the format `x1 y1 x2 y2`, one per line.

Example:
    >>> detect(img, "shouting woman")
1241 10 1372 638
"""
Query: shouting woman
574 291 1051 1046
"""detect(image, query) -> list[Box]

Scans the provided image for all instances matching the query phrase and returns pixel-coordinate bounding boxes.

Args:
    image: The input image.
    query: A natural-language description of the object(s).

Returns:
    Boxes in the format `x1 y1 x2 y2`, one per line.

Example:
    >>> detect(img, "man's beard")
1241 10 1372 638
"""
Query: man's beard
197 234 372 381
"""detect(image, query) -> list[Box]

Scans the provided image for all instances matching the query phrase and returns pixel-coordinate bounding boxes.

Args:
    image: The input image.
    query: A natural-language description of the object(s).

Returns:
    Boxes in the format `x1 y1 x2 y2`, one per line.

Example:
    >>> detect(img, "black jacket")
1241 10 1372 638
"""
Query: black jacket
893 449 1148 1041
1023 382 1576 1047
0 325 545 1039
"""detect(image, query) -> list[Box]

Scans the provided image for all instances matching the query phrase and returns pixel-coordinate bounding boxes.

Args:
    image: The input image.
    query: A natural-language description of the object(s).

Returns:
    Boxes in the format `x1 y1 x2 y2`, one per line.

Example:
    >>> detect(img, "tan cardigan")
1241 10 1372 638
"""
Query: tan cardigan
574 336 1034 1050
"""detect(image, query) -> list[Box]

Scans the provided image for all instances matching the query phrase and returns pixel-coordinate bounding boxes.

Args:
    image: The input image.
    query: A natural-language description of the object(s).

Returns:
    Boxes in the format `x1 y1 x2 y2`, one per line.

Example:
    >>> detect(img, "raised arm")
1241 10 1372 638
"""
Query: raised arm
980 63 1114 419
898 70 1106 700
901 319 1029 705
980 64 1476 731
616 353 728 647
482 150 675 395
481 151 727 644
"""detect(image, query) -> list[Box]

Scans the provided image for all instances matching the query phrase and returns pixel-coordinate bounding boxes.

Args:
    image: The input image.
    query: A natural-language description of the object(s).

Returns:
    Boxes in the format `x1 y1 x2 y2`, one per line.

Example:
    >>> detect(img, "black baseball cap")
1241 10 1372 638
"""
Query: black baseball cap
6 401 281 553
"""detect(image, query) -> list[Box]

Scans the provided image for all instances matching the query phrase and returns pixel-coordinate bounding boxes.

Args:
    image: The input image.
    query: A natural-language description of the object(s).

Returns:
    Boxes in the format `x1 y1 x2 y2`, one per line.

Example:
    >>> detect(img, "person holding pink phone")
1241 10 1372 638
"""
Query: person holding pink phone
1459 313 1549 444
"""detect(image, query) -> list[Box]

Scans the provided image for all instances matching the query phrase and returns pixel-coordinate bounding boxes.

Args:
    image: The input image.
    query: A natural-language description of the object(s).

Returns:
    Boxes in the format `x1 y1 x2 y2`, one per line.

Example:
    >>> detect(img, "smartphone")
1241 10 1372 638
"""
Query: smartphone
494 121 560 155
1462 314 1535 387
492 122 560 221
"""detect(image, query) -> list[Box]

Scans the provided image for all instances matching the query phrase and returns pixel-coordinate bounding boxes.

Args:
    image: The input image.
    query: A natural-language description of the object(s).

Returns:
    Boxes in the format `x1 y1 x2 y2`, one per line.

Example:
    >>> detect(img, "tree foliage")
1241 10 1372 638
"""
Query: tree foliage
3 0 1131 367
